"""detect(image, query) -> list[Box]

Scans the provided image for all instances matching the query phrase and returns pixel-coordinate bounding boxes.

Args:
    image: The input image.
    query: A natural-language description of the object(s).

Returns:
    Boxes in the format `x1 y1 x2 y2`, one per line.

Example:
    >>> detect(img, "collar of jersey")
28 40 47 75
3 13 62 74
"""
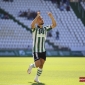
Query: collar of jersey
37 25 43 29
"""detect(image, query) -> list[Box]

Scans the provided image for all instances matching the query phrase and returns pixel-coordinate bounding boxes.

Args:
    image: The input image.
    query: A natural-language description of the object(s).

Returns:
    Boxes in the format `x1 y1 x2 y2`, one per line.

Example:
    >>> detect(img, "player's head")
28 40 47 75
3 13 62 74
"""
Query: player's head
37 16 44 25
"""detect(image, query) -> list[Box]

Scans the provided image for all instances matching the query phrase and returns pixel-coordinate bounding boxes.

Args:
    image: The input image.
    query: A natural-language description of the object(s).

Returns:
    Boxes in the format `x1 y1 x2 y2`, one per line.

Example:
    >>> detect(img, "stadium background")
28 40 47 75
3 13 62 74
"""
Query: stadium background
0 0 85 57
0 0 85 85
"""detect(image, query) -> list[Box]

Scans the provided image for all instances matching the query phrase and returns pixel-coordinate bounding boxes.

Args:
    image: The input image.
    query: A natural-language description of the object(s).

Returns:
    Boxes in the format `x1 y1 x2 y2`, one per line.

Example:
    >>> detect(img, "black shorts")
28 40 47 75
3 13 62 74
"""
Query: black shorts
33 51 46 61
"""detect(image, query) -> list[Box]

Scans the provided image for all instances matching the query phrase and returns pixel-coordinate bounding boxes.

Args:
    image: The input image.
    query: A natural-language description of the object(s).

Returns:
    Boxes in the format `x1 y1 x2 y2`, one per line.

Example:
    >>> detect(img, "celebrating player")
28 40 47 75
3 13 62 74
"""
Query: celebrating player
27 12 57 83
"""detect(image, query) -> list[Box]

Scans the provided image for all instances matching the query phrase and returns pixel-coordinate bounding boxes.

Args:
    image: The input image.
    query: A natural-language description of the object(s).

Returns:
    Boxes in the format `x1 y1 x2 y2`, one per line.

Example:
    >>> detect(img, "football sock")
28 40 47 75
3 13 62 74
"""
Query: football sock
35 68 42 80
31 63 36 68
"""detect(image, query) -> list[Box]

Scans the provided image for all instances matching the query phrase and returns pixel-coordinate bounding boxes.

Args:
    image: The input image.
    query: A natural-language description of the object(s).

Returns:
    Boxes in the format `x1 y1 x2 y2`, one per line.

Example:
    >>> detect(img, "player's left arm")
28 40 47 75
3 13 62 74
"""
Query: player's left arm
48 12 57 28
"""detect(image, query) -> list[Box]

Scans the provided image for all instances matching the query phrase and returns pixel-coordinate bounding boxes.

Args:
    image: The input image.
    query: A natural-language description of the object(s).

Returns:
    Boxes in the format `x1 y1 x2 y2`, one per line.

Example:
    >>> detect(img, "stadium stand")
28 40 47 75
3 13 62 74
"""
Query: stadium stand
80 1 85 10
0 19 31 49
0 0 85 51
0 19 53 50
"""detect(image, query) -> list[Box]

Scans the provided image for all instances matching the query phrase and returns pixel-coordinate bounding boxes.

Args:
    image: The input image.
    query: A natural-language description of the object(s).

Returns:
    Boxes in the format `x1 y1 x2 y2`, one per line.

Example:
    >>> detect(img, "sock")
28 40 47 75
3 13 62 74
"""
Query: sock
31 63 36 68
35 68 42 80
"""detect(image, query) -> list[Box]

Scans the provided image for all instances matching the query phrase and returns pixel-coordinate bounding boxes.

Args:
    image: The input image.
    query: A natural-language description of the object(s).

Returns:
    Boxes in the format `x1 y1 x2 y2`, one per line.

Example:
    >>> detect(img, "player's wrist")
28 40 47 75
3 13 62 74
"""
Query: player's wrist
49 16 54 20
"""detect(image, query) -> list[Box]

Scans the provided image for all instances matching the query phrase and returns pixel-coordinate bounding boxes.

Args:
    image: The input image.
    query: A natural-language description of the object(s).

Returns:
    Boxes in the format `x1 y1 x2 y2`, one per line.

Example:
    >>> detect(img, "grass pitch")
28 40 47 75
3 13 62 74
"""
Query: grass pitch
0 57 85 85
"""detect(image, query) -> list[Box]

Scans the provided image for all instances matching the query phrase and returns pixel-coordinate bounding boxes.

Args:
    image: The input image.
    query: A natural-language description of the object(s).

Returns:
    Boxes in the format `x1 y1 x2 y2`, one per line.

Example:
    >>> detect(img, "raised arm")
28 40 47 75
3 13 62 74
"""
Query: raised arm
48 12 57 28
31 12 40 29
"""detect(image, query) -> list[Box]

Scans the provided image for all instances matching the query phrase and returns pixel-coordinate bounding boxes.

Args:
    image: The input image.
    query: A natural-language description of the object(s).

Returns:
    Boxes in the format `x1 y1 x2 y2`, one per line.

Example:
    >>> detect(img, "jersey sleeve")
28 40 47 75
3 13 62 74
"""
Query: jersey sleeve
31 28 36 32
44 25 52 31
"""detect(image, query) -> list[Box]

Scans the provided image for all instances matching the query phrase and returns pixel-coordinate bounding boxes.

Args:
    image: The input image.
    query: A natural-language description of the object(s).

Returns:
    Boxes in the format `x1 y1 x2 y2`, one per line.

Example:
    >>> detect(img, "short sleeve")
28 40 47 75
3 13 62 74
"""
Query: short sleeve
32 28 35 32
44 25 52 31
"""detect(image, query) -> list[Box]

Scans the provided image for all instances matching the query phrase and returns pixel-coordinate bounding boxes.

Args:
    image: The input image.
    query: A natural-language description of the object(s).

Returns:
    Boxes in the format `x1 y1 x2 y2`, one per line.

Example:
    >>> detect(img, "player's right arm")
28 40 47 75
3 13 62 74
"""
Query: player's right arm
31 12 40 29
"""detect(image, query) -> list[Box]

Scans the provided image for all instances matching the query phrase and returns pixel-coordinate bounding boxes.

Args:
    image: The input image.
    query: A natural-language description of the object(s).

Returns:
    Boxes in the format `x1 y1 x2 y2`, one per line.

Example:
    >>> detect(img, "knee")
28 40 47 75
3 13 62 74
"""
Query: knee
35 61 41 68
35 60 44 69
39 64 43 69
35 62 43 69
35 63 40 68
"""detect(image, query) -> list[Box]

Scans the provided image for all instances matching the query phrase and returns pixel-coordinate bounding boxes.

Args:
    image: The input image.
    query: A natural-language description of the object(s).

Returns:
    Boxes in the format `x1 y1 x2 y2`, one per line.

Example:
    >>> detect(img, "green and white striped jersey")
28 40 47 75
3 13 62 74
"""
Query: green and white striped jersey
32 26 52 53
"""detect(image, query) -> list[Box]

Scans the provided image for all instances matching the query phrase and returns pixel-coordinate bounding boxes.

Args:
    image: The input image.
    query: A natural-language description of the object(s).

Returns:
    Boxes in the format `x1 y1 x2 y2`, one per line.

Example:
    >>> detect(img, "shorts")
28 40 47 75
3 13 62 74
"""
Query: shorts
33 51 46 61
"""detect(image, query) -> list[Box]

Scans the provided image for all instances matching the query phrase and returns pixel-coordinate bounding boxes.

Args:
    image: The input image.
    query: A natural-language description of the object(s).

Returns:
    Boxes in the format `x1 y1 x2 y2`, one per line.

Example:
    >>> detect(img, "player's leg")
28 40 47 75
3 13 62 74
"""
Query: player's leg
27 60 40 74
34 52 46 83
39 51 46 69
34 59 45 83
27 51 46 83
27 52 40 74
39 58 45 68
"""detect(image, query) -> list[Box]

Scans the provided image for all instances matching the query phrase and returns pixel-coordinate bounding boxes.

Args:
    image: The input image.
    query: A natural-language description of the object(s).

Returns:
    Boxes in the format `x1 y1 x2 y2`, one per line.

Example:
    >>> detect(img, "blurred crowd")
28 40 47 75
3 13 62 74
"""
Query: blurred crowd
79 0 85 2
3 0 13 2
0 13 9 19
56 0 70 11
45 0 70 11
18 9 37 20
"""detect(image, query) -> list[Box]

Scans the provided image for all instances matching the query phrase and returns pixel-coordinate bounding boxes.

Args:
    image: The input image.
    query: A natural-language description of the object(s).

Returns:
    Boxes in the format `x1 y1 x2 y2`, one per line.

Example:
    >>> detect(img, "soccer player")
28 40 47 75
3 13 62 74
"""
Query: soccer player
27 12 57 83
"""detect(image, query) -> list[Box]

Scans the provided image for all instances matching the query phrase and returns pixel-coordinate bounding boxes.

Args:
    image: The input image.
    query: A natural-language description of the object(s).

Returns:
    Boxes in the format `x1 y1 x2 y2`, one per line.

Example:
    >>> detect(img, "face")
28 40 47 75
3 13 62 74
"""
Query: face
37 16 44 25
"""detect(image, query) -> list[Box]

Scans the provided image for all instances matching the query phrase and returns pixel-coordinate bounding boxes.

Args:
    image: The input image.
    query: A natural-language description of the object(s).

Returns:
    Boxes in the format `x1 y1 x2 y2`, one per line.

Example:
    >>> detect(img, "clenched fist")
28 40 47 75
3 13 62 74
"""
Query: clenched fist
37 12 40 17
47 12 53 17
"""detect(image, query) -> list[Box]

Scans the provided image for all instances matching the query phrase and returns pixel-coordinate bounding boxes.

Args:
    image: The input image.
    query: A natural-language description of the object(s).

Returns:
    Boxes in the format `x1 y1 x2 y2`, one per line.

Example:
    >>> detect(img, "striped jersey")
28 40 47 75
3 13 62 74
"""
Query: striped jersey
32 25 52 53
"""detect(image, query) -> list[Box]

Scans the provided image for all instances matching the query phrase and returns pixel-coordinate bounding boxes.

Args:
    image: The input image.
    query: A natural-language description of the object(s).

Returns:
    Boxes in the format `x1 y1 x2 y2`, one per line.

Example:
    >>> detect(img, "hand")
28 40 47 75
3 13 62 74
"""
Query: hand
47 12 56 28
37 12 40 17
47 12 53 17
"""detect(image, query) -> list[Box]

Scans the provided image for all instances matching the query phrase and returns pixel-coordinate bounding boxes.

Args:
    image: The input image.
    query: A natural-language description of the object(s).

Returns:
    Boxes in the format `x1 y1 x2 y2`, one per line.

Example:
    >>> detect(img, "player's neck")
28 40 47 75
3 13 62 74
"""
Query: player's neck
38 25 43 28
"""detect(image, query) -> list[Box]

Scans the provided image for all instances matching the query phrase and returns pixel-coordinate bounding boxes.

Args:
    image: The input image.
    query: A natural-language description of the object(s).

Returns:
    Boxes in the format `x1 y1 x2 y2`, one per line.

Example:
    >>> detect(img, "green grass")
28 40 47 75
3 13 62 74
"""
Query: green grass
0 57 85 85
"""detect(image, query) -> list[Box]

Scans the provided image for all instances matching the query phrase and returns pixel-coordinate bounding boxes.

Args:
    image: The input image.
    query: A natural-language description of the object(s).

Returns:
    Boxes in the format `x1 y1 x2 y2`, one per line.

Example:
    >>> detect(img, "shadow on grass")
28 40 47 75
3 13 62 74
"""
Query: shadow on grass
31 82 45 85
28 82 45 85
